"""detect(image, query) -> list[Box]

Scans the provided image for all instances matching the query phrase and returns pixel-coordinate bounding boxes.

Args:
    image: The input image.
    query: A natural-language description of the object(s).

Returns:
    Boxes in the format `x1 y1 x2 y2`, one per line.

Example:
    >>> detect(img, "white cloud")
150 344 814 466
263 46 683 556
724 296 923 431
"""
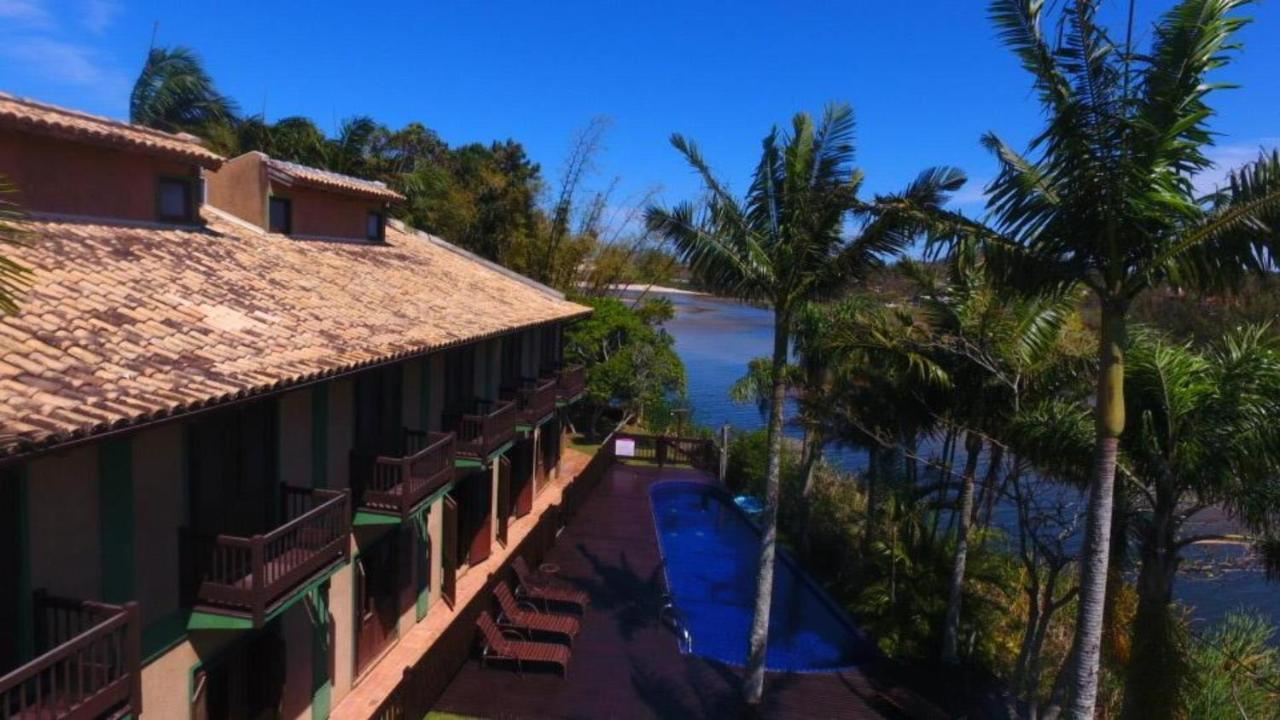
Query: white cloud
1193 138 1280 196
0 37 128 99
0 0 52 28
80 0 119 34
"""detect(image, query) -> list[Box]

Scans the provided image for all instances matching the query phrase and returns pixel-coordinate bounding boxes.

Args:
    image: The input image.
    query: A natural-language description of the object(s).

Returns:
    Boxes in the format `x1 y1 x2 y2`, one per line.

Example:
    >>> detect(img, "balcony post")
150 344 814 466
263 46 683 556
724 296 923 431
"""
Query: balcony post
250 535 266 626
124 601 142 715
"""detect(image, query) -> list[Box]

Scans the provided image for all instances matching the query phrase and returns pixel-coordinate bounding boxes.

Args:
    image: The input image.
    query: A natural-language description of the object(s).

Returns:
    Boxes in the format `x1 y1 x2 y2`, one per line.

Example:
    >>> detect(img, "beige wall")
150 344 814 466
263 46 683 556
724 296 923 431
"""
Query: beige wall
205 152 267 229
402 359 422 432
27 445 100 600
330 563 355 703
278 388 313 488
327 379 354 491
280 603 314 720
132 424 185 628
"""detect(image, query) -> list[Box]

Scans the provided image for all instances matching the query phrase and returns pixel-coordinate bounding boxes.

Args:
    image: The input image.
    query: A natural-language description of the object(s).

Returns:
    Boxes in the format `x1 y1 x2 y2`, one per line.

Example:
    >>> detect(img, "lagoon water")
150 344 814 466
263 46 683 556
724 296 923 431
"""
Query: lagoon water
636 289 1280 634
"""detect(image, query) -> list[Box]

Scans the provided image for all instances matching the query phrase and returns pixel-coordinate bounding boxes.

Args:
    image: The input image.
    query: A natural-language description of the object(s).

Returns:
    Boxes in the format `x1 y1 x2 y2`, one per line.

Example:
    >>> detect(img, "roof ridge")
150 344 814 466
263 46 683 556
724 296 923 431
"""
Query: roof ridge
267 157 393 189
0 91 212 148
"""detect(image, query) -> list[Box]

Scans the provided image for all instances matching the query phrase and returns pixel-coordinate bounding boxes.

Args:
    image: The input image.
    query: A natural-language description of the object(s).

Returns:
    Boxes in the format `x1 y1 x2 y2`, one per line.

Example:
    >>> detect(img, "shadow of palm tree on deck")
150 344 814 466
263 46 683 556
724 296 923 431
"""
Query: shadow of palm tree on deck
573 542 666 641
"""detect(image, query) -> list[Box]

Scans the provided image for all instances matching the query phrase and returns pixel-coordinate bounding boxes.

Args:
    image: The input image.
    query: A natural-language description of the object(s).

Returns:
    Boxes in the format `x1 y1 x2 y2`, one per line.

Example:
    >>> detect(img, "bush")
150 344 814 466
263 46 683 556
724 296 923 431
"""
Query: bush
1183 611 1280 719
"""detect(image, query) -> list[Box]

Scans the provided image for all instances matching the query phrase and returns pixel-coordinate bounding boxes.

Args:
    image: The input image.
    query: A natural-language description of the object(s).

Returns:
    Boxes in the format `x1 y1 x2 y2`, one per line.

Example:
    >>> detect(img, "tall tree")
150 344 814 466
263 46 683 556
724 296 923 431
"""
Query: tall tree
646 103 960 702
941 2 1280 714
130 47 237 135
1118 326 1280 717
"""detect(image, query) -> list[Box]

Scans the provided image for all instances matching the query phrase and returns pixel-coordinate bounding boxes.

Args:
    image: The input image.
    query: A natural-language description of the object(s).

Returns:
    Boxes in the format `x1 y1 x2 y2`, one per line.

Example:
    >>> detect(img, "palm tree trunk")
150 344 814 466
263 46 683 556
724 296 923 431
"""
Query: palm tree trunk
942 433 982 664
798 425 822 562
1121 484 1184 720
744 312 790 704
1063 304 1127 719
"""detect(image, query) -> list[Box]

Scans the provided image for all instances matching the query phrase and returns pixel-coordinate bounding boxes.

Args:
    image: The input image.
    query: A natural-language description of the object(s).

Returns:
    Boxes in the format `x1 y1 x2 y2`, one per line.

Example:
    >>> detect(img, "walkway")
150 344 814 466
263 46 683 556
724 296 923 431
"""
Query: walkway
330 450 593 720
434 463 946 719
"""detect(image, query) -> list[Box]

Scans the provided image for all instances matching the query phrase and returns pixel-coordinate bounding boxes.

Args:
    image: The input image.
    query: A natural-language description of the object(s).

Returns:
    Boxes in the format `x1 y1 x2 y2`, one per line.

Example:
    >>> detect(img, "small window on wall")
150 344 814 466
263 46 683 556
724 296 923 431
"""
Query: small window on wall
366 211 385 242
156 177 194 223
269 197 293 235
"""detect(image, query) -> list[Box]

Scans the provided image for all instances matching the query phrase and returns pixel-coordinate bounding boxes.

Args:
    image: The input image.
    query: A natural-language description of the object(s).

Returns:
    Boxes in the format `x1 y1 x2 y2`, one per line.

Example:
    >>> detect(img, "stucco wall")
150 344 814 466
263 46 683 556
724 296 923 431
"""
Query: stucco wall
0 129 200 222
270 183 383 241
27 445 100 600
278 388 313 488
327 379 354 491
132 423 185 628
205 152 266 229
329 564 355 703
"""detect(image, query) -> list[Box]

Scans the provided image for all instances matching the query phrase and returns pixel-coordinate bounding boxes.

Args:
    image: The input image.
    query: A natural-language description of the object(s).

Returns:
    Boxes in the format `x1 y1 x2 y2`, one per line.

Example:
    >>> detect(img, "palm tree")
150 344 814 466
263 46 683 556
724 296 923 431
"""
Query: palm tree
646 104 961 702
1118 325 1280 717
907 259 1085 665
941 2 1280 713
130 47 237 136
0 177 30 314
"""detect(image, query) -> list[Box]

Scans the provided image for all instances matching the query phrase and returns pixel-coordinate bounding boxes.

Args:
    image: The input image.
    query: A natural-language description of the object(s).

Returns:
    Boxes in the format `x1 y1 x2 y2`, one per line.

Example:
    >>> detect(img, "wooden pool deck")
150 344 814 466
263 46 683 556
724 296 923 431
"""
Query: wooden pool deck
434 462 949 719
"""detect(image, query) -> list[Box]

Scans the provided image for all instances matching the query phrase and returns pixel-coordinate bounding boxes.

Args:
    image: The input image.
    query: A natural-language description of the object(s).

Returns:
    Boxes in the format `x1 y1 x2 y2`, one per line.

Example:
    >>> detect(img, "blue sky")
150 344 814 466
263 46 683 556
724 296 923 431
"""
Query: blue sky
2 0 1279 227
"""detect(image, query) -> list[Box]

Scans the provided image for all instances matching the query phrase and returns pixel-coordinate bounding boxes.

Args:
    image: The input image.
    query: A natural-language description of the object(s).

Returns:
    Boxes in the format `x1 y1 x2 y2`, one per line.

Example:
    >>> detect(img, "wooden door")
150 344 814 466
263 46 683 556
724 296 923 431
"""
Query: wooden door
196 631 286 720
515 442 534 518
496 456 511 546
442 495 457 607
355 533 400 677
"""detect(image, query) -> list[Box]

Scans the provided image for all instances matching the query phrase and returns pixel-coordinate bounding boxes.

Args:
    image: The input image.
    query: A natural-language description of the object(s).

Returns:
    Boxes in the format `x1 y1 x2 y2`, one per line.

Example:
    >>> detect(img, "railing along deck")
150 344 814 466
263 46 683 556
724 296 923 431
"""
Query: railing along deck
613 434 721 474
0 594 141 720
445 400 516 460
502 377 557 426
184 486 350 626
551 364 586 403
353 430 456 520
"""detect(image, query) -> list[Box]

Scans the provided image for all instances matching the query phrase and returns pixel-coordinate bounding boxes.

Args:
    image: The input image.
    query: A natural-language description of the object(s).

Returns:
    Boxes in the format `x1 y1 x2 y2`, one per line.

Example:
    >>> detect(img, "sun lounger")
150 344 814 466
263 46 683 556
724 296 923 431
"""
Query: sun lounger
476 611 571 677
512 556 589 612
494 581 580 643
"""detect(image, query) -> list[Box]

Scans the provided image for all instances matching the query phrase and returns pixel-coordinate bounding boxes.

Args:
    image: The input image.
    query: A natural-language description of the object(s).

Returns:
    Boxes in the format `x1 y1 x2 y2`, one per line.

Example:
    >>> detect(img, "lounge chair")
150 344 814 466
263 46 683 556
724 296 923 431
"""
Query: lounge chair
476 611 571 677
494 582 580 644
512 556 589 612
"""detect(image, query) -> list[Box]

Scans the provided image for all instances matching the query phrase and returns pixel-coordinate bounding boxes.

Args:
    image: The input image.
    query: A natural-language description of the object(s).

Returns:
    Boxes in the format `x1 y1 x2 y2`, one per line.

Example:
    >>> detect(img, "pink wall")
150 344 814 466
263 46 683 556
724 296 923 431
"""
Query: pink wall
0 129 201 222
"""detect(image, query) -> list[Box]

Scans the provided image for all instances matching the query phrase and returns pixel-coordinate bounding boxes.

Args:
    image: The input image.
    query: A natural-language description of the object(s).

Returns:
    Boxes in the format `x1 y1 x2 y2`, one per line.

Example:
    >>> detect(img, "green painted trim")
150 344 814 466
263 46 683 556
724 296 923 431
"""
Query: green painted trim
99 438 134 604
142 610 189 663
454 457 483 469
487 440 515 462
353 510 401 527
14 465 32 660
414 510 430 621
312 384 329 489
187 611 253 631
427 353 437 427
311 582 333 720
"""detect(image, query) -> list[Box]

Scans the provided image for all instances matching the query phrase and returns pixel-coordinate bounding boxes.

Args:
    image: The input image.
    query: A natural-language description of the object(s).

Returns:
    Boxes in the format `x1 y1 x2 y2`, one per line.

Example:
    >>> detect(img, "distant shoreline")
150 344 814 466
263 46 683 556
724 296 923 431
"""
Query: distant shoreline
610 283 707 297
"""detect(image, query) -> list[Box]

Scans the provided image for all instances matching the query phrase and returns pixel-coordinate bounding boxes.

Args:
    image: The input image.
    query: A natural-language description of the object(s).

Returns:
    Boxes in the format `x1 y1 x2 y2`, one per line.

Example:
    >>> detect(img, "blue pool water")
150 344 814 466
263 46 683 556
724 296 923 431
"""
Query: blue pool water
650 481 875 671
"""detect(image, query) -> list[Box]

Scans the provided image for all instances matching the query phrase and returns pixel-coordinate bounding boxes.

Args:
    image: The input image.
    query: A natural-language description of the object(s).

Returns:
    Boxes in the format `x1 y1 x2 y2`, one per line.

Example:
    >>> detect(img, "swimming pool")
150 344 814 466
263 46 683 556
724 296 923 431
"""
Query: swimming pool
650 481 875 671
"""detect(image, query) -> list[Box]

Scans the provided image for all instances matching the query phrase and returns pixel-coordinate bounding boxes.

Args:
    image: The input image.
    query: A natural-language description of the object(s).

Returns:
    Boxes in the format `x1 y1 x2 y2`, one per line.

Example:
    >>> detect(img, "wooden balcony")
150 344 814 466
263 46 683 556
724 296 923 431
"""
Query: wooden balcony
0 594 141 720
183 486 350 627
444 399 516 461
501 377 557 427
551 364 586 403
352 430 456 522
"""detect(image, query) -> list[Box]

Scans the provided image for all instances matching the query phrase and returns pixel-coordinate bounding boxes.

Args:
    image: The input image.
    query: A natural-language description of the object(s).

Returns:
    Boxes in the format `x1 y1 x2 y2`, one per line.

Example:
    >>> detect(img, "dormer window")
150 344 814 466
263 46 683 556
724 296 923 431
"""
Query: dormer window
269 197 292 235
366 211 385 242
156 177 195 223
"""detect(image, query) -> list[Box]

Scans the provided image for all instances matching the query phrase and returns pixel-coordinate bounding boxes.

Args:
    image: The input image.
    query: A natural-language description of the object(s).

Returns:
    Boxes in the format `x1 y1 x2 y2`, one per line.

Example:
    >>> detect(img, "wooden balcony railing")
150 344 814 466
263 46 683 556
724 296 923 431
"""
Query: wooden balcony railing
0 594 141 720
183 486 350 626
444 399 516 460
352 430 456 521
502 377 557 426
550 364 586 403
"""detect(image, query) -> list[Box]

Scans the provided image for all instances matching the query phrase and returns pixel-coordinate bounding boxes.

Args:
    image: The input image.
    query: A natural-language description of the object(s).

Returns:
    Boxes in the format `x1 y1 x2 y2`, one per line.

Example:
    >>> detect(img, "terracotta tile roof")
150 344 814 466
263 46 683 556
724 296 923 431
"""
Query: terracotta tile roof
0 92 224 168
266 156 404 202
0 213 588 457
